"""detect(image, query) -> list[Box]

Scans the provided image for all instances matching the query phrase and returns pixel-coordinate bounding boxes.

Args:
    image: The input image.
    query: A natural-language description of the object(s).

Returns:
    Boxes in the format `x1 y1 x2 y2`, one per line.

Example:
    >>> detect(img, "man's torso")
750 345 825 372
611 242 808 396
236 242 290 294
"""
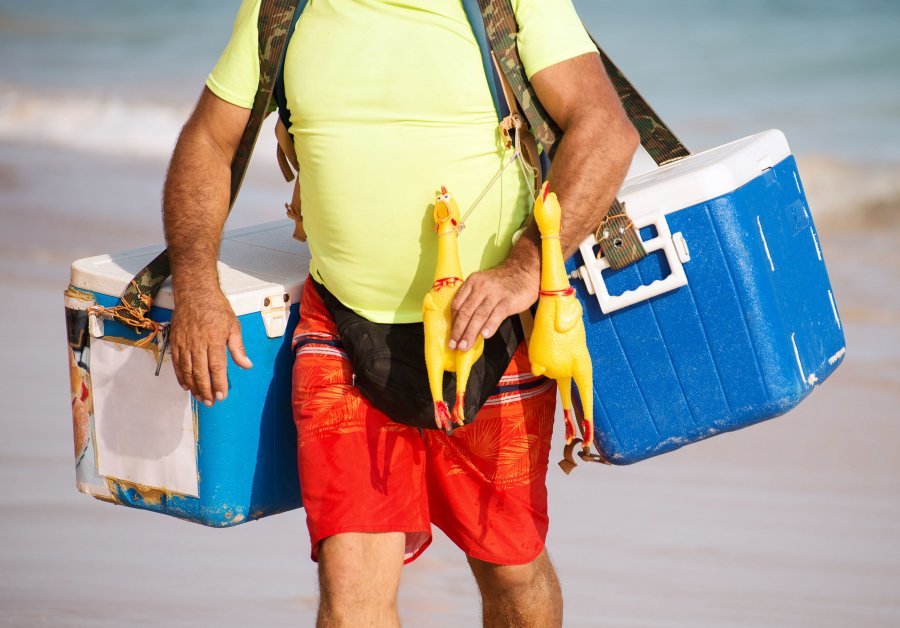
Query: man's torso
207 0 595 322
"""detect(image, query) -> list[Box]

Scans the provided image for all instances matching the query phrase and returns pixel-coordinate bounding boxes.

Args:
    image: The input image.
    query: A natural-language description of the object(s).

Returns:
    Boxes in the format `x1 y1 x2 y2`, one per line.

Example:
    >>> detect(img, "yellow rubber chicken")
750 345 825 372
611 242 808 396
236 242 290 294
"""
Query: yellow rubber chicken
528 181 595 461
423 187 484 430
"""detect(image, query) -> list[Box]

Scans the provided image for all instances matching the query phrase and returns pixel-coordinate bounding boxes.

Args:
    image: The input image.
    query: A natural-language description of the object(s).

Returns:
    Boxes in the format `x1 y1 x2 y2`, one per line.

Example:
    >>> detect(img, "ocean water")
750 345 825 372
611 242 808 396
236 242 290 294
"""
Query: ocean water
0 0 898 162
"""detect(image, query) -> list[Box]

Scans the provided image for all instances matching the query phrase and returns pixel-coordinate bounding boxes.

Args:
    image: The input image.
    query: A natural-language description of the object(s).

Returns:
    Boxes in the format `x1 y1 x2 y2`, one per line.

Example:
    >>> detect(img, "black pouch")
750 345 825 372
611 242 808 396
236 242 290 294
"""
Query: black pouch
311 279 523 430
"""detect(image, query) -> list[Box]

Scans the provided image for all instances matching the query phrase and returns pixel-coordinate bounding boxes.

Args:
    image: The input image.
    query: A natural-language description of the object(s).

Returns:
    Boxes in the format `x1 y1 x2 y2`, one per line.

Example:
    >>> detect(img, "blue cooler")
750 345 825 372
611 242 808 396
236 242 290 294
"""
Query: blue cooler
567 130 846 464
65 222 307 526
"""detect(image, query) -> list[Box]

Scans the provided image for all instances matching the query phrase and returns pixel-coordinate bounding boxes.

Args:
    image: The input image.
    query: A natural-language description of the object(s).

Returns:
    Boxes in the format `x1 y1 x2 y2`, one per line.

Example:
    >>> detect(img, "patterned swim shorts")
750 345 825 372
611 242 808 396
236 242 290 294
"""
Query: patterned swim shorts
291 279 557 565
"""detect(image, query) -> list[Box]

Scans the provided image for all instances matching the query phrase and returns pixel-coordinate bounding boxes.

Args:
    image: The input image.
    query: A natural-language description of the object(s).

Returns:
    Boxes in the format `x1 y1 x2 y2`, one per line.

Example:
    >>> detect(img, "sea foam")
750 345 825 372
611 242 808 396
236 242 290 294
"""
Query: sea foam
0 83 189 159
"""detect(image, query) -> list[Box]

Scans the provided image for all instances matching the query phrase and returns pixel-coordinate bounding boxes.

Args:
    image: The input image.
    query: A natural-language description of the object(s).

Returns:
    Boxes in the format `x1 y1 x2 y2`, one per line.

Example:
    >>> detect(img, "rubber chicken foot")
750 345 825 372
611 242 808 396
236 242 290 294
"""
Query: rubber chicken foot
434 401 453 432
563 408 577 444
452 393 466 427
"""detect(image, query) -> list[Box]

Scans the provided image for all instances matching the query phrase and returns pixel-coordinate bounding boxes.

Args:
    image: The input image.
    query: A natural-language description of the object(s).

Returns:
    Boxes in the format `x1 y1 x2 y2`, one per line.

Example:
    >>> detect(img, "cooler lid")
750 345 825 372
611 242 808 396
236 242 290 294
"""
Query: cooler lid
619 129 793 218
70 220 310 317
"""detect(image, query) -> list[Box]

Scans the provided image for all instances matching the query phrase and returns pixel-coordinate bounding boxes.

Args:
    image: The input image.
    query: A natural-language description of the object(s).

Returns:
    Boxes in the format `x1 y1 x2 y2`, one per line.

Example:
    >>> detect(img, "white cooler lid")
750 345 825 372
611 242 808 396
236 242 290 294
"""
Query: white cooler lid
619 129 793 218
70 220 310 316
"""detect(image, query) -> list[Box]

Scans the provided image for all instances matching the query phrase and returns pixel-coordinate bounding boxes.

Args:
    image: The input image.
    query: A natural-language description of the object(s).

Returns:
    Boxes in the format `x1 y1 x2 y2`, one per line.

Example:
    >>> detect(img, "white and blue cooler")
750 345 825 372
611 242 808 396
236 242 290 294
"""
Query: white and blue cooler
66 222 309 526
567 130 846 464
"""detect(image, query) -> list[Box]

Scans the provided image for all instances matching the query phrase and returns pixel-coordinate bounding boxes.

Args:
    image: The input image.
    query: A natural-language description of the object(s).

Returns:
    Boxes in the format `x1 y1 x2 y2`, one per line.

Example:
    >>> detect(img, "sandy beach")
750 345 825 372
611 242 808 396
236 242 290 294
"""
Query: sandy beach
1 137 899 626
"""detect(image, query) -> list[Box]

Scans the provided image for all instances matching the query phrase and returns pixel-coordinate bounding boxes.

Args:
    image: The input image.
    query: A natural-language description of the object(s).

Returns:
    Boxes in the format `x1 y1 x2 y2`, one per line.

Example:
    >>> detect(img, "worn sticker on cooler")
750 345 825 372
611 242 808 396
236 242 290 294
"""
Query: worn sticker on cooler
90 337 199 497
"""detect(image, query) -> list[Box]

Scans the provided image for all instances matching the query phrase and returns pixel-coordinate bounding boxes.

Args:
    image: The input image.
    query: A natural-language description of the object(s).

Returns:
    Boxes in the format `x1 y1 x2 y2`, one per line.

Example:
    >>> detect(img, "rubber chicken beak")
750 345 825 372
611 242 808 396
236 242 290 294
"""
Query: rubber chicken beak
434 194 451 232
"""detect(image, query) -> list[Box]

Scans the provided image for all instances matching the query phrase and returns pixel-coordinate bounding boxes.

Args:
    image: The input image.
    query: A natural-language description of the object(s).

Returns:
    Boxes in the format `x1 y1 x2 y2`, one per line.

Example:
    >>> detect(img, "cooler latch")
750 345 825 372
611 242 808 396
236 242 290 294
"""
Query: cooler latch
261 292 290 338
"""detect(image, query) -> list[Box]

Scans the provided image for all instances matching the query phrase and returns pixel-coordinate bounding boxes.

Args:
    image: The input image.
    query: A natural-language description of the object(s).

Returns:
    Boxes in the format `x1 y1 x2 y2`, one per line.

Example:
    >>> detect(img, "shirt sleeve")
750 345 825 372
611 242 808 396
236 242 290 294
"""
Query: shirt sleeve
513 0 597 80
205 0 261 109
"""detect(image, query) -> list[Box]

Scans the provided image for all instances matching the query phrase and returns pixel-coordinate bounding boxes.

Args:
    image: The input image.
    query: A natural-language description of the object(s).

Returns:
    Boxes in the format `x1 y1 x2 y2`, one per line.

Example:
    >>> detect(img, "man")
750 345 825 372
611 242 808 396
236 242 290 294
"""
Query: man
164 0 637 625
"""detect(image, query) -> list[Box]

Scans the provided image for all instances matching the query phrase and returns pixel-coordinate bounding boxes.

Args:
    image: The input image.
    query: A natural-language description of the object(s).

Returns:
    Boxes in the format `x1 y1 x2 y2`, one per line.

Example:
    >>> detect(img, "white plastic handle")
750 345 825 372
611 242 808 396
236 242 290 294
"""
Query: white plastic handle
574 212 688 314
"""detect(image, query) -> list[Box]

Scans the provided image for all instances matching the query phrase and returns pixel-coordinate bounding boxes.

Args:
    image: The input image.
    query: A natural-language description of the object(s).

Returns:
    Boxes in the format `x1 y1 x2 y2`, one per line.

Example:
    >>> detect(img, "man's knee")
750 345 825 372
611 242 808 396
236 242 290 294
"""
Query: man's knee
469 550 563 627
317 532 406 626
468 549 561 600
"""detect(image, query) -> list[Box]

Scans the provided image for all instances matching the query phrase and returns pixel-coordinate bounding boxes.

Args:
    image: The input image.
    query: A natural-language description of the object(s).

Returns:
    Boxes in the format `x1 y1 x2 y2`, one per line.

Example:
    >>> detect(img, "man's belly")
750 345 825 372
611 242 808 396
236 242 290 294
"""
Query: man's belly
295 122 533 324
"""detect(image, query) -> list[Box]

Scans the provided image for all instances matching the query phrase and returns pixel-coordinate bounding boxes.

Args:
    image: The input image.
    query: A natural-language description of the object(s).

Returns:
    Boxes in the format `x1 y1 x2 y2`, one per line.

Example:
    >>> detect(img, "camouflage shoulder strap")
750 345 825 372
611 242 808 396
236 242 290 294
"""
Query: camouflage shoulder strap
477 0 688 165
476 0 690 269
475 0 561 158
119 0 302 321
589 33 690 167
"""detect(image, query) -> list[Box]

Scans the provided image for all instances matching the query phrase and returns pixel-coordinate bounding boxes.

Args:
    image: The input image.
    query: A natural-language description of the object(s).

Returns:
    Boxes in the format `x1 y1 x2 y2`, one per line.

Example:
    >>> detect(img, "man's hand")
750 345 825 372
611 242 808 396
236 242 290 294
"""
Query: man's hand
163 87 252 405
449 260 540 351
449 52 639 348
170 289 253 406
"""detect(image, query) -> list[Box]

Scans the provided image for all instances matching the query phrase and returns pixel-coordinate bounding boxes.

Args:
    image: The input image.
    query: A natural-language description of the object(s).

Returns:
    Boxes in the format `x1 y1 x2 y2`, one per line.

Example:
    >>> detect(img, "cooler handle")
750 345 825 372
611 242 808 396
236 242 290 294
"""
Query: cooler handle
571 212 689 314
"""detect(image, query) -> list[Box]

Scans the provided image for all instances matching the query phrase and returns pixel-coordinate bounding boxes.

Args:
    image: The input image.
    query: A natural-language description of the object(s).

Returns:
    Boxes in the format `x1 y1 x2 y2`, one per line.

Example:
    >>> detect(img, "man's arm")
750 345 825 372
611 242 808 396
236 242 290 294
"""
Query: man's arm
449 52 639 351
164 87 253 406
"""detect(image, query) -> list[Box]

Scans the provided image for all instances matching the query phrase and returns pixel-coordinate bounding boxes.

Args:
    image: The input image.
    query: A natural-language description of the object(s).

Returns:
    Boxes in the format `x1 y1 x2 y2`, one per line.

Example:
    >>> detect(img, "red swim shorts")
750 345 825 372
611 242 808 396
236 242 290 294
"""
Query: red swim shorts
291 279 557 565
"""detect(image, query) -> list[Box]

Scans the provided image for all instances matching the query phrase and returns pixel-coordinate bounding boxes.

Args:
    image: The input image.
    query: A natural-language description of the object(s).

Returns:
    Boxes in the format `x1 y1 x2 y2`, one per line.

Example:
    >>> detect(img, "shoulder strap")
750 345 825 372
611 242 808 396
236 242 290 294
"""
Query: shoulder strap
461 0 543 195
473 0 562 157
590 34 690 167
461 0 507 122
119 0 302 320
474 0 689 167
273 0 308 129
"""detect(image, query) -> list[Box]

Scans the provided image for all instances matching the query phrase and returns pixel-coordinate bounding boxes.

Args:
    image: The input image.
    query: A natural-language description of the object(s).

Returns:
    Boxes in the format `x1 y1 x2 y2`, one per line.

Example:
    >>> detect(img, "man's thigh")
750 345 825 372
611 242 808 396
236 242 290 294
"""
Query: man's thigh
291 280 432 563
318 532 406 597
423 345 558 565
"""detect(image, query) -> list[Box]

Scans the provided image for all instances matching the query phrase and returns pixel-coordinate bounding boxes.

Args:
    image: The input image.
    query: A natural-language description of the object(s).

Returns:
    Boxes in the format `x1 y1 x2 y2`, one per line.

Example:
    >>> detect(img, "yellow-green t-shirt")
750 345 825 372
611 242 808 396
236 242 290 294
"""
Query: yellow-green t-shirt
208 0 596 323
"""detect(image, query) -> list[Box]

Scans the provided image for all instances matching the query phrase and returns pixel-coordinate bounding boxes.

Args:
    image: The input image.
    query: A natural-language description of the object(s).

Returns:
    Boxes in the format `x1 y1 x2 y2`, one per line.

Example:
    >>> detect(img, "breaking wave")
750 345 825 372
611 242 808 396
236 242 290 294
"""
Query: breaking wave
0 83 190 159
796 155 900 223
2 85 898 227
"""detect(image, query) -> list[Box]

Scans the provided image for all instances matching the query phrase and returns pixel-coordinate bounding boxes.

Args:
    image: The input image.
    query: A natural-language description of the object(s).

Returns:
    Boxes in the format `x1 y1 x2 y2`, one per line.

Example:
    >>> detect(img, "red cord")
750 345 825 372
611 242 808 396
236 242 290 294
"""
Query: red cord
433 277 463 291
539 287 575 297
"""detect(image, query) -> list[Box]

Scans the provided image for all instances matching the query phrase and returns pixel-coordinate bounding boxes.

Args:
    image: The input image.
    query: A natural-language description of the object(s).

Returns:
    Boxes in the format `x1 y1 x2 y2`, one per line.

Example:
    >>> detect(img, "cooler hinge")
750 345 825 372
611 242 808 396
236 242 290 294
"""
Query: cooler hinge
260 292 290 338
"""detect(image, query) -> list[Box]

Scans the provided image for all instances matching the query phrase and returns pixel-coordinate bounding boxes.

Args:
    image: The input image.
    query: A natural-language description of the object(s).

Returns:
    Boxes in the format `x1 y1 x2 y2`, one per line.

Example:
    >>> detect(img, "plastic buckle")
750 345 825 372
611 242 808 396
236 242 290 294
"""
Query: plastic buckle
573 211 689 315
595 209 646 270
261 292 291 339
499 115 515 149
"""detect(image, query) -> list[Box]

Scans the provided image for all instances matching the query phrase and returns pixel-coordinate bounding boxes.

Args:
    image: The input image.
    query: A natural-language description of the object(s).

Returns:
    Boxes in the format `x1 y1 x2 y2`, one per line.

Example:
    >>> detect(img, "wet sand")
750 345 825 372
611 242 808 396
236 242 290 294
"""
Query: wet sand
1 142 898 626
